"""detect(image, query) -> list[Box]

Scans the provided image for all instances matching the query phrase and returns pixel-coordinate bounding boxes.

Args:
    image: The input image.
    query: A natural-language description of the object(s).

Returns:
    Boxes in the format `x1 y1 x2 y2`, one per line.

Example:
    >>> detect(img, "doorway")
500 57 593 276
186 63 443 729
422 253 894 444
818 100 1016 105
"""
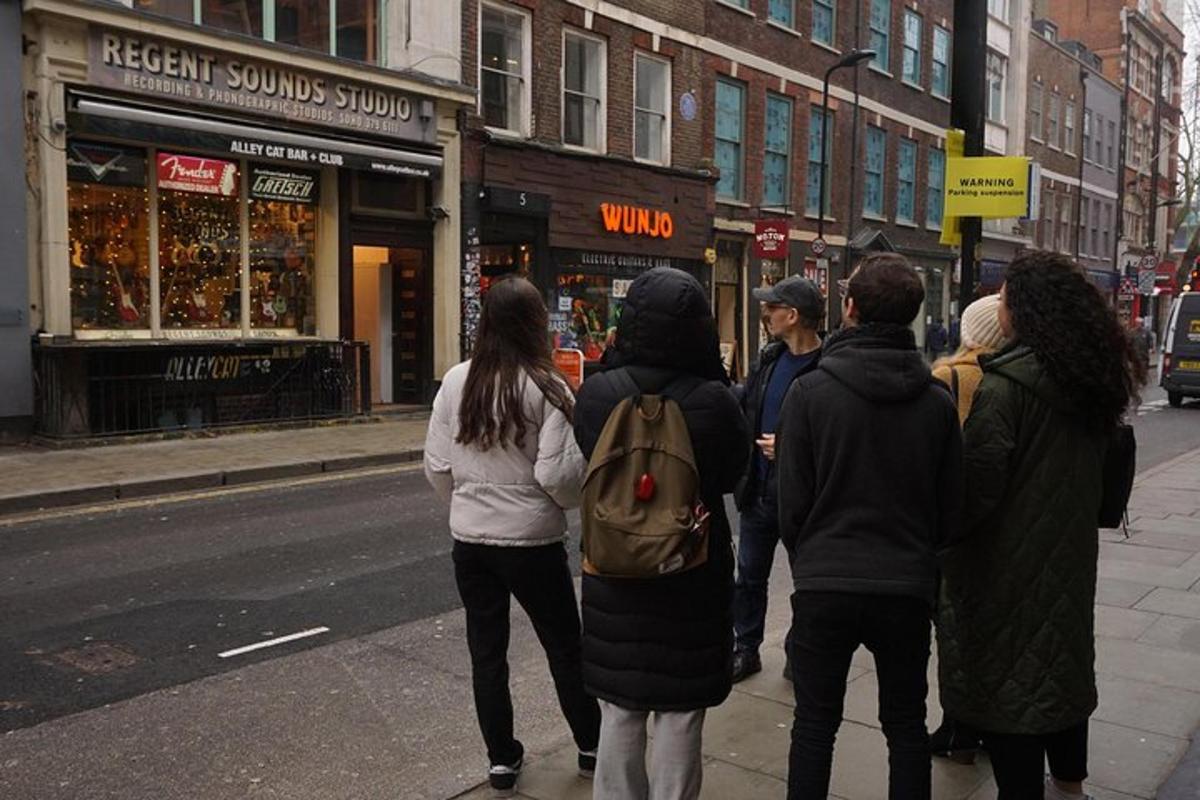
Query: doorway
351 244 431 405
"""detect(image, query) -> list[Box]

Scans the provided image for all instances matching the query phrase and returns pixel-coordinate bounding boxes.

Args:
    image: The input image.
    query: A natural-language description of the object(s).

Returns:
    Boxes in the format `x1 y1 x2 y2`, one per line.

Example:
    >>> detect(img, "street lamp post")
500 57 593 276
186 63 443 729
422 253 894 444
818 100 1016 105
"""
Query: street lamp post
817 49 876 245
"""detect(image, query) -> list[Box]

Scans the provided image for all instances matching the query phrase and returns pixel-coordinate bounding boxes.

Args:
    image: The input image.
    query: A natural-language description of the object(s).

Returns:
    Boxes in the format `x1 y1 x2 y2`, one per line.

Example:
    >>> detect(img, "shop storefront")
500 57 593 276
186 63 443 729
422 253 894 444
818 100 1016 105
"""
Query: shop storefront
24 8 471 436
464 140 713 371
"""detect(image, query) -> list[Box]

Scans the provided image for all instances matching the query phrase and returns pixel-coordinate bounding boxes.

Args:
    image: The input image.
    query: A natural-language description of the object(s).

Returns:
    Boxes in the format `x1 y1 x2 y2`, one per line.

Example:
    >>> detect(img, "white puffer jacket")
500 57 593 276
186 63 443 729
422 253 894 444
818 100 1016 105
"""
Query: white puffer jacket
423 361 586 546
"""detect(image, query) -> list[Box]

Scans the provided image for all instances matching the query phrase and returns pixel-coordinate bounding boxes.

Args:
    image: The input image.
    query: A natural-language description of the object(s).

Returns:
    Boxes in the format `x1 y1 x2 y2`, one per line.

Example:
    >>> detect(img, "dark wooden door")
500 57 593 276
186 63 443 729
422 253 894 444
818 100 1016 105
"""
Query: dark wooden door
390 247 430 404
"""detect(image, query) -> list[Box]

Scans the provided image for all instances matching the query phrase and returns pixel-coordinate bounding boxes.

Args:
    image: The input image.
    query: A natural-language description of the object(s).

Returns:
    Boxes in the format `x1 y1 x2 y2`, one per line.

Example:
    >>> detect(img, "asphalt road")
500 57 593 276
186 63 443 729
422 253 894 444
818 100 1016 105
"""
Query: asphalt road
1 388 1197 736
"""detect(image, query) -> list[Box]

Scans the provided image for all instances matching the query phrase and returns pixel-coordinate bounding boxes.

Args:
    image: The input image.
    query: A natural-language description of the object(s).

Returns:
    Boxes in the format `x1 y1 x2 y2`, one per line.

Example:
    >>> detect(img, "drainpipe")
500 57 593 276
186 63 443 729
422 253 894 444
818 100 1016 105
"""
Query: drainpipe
1074 70 1088 263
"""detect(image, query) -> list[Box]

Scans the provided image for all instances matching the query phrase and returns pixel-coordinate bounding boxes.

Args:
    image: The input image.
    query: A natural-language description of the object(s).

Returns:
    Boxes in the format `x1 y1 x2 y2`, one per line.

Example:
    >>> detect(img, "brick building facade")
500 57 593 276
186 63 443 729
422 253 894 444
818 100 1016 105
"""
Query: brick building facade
459 0 960 377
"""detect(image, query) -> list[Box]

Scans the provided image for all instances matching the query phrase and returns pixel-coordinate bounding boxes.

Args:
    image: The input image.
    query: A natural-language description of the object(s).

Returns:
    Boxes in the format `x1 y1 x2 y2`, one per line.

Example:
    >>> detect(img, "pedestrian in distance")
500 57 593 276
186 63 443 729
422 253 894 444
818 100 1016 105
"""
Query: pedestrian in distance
931 292 1012 426
573 267 749 800
926 291 1010 764
777 253 963 800
731 276 825 684
926 318 949 360
423 276 600 797
937 251 1147 800
1131 317 1154 376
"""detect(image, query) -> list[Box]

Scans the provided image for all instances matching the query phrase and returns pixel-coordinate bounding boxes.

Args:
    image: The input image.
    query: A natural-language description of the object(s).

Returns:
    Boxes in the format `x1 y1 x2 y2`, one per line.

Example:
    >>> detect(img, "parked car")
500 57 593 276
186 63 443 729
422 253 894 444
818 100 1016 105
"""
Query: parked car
1160 292 1200 407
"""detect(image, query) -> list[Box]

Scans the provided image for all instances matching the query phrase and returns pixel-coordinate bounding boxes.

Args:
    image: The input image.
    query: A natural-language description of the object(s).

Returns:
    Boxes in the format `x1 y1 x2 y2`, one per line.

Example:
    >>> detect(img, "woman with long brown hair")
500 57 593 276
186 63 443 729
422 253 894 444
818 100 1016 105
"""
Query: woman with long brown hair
424 277 599 797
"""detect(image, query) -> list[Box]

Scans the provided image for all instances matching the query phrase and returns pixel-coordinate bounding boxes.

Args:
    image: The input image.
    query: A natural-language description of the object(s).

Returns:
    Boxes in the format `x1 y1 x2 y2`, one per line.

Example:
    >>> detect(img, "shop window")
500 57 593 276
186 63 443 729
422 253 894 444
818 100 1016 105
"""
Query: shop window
715 79 746 201
248 165 319 333
763 93 792 208
157 152 242 330
926 148 945 229
902 11 922 86
563 30 606 151
812 0 835 46
480 3 530 135
554 273 619 363
864 125 886 218
479 243 532 295
896 138 916 223
202 0 264 37
67 142 152 330
634 53 670 164
276 0 330 54
932 27 950 98
806 107 831 215
869 0 890 72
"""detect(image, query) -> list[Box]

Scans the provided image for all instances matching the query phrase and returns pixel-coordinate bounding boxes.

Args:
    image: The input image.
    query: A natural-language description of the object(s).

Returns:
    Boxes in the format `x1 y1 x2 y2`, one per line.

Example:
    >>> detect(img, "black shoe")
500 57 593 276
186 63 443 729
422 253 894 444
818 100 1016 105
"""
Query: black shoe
929 718 980 765
578 749 596 778
731 650 762 683
488 755 523 797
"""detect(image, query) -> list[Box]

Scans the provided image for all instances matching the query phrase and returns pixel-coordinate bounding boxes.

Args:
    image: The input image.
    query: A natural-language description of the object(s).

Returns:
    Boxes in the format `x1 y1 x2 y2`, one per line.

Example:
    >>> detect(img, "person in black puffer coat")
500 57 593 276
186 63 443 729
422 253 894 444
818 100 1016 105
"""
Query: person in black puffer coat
574 267 749 800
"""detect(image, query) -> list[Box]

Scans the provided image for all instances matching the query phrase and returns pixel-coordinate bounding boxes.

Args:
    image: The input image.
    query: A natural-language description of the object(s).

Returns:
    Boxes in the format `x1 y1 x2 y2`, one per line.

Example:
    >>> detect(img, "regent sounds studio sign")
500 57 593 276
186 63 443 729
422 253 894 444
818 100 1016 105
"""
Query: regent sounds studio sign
88 29 435 145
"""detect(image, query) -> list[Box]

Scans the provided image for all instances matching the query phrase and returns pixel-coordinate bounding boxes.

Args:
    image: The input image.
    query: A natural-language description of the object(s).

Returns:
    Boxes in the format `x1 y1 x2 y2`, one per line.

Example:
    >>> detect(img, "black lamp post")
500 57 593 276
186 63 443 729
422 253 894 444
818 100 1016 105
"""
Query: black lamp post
817 49 876 244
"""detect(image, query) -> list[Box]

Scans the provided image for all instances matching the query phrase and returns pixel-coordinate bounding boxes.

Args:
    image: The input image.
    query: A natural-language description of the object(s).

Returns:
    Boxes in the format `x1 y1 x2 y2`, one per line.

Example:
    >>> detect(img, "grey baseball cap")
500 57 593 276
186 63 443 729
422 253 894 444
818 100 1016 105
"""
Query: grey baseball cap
752 276 825 320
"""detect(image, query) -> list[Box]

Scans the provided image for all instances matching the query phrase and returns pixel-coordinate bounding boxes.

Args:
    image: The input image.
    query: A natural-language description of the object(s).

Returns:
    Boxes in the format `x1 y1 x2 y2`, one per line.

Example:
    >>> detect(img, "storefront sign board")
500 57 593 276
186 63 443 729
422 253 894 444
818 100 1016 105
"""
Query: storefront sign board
88 28 436 145
753 219 789 259
68 141 147 186
157 152 238 195
249 164 319 203
599 203 675 239
944 156 1030 218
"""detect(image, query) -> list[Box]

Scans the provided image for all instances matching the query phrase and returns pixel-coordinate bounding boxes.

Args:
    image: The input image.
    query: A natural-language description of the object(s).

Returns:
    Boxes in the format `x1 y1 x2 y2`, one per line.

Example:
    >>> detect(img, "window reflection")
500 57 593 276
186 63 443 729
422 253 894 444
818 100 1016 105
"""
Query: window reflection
276 0 330 53
201 0 264 37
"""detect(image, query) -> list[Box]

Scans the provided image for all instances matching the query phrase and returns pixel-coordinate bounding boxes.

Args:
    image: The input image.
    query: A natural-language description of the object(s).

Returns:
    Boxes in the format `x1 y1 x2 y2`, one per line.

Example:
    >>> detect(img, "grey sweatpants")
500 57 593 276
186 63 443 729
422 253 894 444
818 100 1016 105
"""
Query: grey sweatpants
593 699 706 800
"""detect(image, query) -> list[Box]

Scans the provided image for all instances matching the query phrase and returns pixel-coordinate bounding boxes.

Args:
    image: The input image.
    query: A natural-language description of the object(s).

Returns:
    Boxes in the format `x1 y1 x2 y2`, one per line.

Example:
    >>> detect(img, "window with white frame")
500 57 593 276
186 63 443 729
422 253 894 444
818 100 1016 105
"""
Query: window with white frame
1163 58 1175 102
987 0 1008 22
1029 83 1043 140
812 0 835 46
763 93 793 207
986 51 1006 123
480 3 530 134
1082 109 1092 161
563 30 606 151
715 79 746 201
806 107 831 214
1107 120 1116 168
1064 101 1076 155
769 0 795 28
1081 198 1090 255
1043 190 1056 249
1047 92 1060 146
896 138 916 222
902 11 922 85
864 125 886 217
634 53 670 164
1091 197 1100 256
1058 197 1071 254
927 148 945 228
869 0 891 71
932 27 951 97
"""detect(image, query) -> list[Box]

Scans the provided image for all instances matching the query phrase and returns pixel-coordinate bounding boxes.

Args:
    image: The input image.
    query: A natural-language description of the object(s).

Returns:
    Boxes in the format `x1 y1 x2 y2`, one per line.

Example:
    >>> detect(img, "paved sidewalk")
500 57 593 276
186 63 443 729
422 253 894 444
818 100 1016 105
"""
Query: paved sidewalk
455 448 1200 800
0 416 429 515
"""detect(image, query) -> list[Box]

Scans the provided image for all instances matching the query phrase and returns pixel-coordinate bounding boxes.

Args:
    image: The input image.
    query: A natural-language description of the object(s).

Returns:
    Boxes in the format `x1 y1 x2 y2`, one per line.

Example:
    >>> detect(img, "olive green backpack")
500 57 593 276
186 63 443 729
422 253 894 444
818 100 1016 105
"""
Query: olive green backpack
581 373 709 578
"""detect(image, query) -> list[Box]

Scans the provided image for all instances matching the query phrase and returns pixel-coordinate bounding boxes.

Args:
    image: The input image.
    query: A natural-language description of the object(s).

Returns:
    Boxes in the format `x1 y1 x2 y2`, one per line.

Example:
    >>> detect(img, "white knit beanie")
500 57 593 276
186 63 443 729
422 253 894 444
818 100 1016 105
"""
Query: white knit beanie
960 293 1009 351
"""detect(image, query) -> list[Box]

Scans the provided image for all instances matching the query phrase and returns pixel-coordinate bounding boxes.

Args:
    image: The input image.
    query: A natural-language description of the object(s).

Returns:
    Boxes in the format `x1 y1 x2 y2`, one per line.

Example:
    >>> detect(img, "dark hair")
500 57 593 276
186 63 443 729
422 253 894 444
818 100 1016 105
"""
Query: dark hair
1003 251 1145 431
456 277 574 451
847 253 926 325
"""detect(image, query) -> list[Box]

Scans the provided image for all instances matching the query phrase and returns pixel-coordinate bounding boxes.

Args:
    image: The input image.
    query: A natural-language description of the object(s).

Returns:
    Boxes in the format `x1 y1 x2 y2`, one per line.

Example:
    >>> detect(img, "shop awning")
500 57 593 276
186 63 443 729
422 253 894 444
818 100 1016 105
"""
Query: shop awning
69 95 443 179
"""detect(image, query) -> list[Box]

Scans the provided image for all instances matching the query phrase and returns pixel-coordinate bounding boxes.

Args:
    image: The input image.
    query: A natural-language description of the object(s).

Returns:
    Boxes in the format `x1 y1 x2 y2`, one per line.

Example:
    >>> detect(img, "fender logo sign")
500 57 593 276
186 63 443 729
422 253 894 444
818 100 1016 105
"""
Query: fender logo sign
600 203 675 239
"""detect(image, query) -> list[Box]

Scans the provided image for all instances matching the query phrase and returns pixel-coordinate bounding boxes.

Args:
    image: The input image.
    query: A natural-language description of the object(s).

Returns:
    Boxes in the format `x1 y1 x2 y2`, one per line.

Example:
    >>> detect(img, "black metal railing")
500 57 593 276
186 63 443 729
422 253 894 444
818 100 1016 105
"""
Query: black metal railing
33 340 371 438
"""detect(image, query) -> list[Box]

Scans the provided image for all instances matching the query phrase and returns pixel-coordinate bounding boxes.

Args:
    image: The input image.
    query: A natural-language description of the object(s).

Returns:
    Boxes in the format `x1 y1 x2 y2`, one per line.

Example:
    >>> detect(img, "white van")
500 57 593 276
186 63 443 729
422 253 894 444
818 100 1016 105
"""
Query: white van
1160 292 1200 407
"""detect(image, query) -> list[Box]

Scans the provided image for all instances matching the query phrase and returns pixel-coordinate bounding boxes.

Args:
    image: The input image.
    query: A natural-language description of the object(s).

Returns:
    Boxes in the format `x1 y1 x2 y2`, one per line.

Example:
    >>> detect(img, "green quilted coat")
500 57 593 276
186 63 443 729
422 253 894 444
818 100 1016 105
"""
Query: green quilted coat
937 346 1106 735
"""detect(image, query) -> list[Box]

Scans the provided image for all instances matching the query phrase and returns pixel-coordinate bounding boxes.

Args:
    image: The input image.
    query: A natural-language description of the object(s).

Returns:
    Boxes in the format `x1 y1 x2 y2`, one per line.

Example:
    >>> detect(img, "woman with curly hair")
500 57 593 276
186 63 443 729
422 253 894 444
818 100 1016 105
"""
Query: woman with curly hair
936 251 1145 800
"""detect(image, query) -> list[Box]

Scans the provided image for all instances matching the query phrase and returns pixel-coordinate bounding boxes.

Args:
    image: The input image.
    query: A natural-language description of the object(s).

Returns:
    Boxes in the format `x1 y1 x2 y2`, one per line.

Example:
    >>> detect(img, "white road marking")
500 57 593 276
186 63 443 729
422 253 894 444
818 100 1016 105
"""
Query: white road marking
218 626 330 659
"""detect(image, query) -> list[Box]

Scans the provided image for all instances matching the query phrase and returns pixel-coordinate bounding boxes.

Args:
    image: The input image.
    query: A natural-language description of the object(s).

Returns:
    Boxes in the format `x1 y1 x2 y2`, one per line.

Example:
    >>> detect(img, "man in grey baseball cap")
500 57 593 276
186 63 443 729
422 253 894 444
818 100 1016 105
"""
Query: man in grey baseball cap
731 275 825 683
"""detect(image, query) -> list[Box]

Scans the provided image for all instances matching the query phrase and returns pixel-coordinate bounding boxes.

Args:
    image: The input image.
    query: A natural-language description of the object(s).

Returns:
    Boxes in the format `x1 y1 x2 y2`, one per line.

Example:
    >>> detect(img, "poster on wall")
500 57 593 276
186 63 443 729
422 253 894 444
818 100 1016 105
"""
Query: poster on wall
157 152 239 195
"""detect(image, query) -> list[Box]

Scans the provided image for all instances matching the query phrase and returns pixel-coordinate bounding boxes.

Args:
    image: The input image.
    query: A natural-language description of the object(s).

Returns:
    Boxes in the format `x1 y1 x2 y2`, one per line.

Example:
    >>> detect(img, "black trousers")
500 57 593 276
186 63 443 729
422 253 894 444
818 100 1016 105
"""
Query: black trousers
452 540 600 766
983 720 1089 799
787 591 931 800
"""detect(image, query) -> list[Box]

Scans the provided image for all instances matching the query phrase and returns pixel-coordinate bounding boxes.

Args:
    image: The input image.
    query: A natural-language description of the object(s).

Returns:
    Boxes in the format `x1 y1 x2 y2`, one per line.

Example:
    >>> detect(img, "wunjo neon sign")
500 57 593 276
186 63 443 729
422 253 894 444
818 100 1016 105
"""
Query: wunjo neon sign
599 203 675 239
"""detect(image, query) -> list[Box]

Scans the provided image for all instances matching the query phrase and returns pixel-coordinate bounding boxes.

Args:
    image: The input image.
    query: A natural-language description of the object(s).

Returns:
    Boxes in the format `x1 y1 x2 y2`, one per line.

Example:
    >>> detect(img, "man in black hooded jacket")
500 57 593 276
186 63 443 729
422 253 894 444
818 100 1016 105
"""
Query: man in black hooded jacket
776 253 962 800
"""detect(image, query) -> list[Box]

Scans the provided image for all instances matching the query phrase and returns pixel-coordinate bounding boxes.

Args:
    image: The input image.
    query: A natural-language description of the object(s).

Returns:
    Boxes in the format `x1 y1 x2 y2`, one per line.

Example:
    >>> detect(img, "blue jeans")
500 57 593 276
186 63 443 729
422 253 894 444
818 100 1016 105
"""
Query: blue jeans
733 491 782 655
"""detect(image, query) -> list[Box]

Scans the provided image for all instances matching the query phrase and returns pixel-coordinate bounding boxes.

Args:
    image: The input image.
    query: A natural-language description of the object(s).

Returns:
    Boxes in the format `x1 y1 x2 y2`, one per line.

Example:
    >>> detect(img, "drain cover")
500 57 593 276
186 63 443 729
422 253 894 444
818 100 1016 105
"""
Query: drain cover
52 643 139 674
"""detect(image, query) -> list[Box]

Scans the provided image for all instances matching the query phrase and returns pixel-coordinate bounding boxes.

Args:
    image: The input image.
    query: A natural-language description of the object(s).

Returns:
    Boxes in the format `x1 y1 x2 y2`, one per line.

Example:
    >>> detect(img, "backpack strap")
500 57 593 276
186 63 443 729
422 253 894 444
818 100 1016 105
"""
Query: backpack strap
660 374 707 406
948 366 960 404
